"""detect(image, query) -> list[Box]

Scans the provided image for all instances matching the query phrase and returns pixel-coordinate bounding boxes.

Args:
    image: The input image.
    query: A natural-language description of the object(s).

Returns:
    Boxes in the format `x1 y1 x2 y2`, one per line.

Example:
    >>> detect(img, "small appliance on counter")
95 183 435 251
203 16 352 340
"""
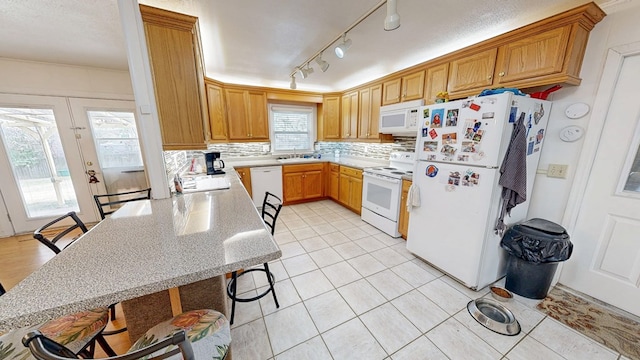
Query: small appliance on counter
205 152 225 175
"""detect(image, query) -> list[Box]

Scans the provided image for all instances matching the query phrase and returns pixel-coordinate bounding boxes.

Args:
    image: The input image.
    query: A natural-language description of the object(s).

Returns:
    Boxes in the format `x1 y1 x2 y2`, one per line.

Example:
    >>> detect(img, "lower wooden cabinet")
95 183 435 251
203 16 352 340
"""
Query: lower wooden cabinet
338 166 363 214
398 179 412 239
235 167 252 199
283 164 324 203
327 163 340 201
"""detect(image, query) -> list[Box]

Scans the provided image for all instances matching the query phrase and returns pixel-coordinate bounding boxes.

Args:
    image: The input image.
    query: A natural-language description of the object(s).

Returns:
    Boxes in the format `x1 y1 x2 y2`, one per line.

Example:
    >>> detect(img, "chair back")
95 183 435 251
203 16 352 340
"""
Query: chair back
261 192 283 235
33 212 88 254
22 330 195 360
93 188 151 220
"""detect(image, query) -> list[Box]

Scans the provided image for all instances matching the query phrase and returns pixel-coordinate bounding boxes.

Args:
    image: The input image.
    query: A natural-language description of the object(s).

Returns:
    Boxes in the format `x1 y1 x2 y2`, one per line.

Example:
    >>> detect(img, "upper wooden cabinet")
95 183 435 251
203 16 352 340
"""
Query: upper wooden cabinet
447 48 498 96
382 70 425 105
205 83 228 141
358 84 384 140
322 95 341 140
493 25 572 86
225 88 269 141
341 91 358 139
424 63 449 105
140 5 208 150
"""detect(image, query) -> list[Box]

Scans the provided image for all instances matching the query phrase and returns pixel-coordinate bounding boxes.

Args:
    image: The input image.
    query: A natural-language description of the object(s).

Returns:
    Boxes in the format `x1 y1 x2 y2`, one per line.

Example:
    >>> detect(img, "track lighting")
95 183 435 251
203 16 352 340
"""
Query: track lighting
334 34 352 59
289 75 296 89
298 64 314 79
384 0 400 31
315 53 330 72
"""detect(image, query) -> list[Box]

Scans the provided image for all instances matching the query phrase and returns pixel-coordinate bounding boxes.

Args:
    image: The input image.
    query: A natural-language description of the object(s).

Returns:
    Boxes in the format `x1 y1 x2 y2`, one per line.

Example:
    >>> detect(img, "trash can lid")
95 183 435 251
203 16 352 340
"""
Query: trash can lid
520 218 566 235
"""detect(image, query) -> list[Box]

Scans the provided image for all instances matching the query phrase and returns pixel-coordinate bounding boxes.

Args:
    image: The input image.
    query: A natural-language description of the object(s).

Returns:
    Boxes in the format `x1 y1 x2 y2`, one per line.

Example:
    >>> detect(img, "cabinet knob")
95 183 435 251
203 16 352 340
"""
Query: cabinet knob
498 71 505 77
488 75 493 80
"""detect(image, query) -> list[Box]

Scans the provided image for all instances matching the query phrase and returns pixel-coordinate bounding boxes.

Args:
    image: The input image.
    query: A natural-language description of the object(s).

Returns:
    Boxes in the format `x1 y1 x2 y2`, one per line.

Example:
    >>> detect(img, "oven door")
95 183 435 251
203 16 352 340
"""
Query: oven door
362 172 402 220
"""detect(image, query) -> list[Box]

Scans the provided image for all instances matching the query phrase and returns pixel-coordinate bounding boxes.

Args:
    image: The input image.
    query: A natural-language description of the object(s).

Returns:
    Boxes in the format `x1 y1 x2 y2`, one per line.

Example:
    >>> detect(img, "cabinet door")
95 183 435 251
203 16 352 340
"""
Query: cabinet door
338 173 351 206
235 167 252 198
225 89 249 140
303 170 324 199
349 175 363 213
358 87 371 139
368 85 382 139
141 6 206 150
382 78 401 105
323 96 341 140
341 92 358 139
329 169 340 200
247 91 269 140
448 48 497 94
424 63 449 105
398 180 411 239
402 70 425 101
283 172 304 202
494 26 571 85
206 83 227 141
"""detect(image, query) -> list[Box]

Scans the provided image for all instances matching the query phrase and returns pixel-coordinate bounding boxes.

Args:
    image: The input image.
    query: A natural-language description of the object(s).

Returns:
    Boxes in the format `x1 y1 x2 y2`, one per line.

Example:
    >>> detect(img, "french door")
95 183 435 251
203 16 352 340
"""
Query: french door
0 95 143 234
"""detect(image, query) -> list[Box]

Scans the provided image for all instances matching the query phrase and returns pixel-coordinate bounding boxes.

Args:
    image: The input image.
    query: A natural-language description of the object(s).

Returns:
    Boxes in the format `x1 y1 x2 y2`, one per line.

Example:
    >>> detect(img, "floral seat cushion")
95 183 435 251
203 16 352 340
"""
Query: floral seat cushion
128 309 230 360
0 307 109 360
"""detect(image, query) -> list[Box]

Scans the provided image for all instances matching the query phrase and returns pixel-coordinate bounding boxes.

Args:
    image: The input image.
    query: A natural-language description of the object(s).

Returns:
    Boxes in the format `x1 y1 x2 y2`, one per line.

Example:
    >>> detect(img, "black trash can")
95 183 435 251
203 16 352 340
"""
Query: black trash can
500 218 572 299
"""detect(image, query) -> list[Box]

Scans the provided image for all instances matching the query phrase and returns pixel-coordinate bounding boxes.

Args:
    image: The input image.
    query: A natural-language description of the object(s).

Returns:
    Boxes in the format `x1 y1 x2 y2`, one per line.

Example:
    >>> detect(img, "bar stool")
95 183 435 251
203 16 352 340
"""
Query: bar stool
226 192 282 325
22 309 231 360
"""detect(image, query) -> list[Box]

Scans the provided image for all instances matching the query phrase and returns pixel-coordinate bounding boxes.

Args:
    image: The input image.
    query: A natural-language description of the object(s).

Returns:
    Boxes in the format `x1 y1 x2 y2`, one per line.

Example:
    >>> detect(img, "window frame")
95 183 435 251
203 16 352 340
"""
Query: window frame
268 103 316 155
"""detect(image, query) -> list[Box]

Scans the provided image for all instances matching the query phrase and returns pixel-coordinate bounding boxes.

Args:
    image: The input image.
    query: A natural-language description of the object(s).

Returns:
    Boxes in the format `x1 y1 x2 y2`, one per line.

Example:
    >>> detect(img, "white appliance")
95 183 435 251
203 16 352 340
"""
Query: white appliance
250 166 283 207
406 93 551 290
379 99 424 135
361 151 415 237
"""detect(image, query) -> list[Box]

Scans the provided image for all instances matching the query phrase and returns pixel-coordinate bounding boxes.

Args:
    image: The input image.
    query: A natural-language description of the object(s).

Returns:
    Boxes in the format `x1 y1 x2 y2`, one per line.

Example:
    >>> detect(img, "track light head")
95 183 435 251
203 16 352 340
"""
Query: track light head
289 75 296 89
335 35 352 59
315 54 330 72
298 64 314 79
384 0 400 31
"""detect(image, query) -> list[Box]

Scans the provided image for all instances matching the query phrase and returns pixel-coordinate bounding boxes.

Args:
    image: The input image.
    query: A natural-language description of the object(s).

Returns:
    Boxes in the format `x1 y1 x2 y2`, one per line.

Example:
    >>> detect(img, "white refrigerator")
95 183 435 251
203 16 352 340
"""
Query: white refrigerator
406 93 551 290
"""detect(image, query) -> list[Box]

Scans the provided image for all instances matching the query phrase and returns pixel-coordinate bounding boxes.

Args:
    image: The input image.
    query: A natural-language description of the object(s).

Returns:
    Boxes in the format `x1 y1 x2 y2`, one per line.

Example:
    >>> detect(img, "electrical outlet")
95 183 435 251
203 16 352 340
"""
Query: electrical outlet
548 164 568 179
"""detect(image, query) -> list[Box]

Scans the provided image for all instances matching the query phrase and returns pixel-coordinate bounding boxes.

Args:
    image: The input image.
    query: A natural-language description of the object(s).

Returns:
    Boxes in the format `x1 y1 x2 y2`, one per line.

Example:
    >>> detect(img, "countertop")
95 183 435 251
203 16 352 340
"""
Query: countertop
0 170 281 331
223 156 389 170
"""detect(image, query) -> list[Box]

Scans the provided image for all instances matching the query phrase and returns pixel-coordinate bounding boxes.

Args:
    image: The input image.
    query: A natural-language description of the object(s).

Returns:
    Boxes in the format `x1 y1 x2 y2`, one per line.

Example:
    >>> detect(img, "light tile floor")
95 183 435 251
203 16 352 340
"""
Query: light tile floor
229 200 629 360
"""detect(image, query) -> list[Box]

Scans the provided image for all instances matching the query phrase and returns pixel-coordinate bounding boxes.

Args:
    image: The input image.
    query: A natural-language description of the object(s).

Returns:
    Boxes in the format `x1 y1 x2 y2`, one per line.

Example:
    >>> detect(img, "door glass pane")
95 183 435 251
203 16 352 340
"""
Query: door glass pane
0 107 79 217
623 143 640 193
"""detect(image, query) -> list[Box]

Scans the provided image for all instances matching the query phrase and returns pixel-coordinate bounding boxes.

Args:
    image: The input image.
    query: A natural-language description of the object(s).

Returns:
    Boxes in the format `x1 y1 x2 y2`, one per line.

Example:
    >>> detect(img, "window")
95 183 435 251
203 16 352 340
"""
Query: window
87 111 144 168
269 104 316 153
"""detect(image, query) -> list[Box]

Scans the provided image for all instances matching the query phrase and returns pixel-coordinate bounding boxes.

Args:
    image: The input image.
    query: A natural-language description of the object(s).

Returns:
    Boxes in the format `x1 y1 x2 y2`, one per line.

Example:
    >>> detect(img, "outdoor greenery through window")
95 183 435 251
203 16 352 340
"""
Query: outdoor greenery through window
269 104 315 153
88 111 143 168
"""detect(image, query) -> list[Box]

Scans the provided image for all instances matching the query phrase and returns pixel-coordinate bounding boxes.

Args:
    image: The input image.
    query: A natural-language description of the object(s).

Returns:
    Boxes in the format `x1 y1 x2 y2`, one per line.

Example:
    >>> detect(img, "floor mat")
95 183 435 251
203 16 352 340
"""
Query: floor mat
537 287 640 359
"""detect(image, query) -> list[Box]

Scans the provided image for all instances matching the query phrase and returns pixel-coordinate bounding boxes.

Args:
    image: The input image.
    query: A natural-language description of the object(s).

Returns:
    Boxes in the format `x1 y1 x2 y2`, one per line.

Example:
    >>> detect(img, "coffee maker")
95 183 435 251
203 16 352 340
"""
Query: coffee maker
205 152 225 175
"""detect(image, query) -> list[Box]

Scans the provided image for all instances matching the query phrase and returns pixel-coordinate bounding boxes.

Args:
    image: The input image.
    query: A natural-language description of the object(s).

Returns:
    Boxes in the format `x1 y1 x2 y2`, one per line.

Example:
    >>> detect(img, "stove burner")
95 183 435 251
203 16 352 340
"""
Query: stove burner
406 171 413 174
390 171 406 175
383 167 397 170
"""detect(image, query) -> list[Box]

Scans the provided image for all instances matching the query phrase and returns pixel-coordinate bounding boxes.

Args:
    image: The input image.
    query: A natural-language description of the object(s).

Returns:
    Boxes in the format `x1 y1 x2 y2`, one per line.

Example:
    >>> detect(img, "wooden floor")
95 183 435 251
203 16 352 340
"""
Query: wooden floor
0 233 132 356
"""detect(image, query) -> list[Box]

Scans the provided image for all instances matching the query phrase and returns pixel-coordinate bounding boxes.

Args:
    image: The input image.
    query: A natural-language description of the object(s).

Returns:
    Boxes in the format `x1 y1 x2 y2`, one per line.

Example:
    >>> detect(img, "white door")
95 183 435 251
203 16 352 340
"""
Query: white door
560 47 640 316
0 94 96 232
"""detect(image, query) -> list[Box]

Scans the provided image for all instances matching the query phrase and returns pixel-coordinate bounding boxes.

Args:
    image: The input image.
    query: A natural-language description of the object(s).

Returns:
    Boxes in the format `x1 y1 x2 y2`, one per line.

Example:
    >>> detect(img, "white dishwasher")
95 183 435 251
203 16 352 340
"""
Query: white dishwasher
250 166 283 207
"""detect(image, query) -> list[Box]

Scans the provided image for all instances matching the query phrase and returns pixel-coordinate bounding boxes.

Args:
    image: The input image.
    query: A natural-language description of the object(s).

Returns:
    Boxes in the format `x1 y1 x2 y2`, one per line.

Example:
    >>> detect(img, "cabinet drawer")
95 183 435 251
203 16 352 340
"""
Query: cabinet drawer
329 163 340 173
340 166 362 178
283 163 324 173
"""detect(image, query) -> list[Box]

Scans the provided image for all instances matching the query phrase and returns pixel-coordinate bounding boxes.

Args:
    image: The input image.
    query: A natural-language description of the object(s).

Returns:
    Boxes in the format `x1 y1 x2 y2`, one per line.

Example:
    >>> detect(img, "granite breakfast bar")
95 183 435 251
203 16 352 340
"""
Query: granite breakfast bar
0 169 281 343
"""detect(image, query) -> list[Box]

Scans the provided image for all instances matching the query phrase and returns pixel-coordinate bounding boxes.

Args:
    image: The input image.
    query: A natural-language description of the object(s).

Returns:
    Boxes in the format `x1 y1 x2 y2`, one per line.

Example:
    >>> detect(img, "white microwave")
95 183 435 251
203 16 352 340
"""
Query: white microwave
379 99 424 135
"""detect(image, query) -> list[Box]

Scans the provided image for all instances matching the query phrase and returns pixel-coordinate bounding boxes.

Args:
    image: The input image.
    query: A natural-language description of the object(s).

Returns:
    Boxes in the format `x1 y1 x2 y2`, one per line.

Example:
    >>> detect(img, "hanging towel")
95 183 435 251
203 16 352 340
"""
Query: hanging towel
495 112 528 236
406 183 421 212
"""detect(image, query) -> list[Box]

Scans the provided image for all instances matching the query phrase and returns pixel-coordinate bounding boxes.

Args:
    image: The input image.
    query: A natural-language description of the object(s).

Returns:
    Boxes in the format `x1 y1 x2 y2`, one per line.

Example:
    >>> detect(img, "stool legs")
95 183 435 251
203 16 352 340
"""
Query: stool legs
264 263 279 309
226 263 279 325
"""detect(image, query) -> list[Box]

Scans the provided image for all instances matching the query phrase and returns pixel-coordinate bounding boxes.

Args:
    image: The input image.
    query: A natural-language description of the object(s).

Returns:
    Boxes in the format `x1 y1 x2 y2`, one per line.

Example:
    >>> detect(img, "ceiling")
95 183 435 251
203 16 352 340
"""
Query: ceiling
0 0 621 93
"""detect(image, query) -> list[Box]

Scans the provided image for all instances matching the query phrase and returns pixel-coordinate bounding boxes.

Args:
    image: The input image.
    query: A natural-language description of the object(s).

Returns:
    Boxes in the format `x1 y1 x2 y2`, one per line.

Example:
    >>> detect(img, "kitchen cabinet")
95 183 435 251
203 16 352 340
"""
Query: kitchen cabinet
338 166 363 214
322 95 341 140
382 70 425 105
447 48 498 96
235 167 252 198
358 84 384 140
225 88 269 141
493 25 572 86
205 83 228 142
283 164 324 203
140 5 208 150
398 179 412 239
327 163 340 201
341 91 358 139
424 63 449 105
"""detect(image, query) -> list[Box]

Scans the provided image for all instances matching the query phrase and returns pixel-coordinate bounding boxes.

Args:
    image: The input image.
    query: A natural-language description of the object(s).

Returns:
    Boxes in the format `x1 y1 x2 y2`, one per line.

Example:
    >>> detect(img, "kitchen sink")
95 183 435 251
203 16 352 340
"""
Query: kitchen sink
276 158 322 163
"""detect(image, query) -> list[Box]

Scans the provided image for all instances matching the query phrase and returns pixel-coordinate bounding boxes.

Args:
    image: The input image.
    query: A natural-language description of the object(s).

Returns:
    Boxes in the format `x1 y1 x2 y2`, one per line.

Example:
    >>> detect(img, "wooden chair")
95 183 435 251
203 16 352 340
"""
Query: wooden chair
226 192 282 325
22 309 230 360
93 188 151 220
0 281 116 359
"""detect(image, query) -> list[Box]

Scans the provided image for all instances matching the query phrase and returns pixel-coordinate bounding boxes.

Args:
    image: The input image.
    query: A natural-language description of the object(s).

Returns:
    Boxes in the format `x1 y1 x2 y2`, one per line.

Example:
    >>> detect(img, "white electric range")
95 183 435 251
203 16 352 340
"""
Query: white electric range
361 151 415 237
